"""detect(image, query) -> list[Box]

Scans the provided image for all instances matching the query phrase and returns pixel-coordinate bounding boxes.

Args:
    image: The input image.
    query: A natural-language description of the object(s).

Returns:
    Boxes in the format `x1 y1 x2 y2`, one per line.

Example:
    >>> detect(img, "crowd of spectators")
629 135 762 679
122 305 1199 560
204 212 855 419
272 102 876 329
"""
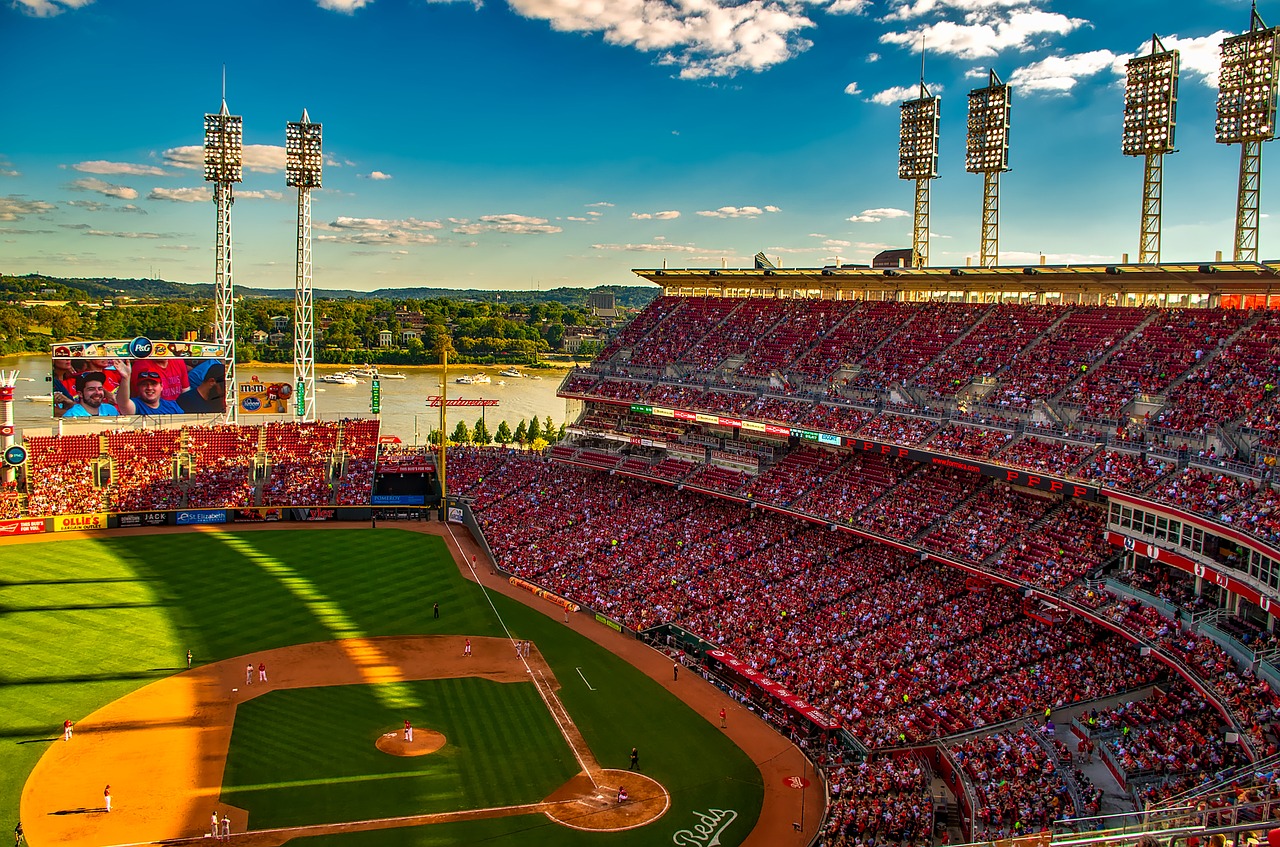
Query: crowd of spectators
25 434 107 517
821 756 935 847
951 726 1076 838
448 451 1171 755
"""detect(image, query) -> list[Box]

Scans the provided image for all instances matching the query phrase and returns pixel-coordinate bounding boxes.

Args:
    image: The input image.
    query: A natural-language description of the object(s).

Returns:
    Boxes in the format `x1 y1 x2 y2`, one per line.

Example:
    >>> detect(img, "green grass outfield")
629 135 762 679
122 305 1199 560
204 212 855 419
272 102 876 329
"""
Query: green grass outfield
0 528 763 846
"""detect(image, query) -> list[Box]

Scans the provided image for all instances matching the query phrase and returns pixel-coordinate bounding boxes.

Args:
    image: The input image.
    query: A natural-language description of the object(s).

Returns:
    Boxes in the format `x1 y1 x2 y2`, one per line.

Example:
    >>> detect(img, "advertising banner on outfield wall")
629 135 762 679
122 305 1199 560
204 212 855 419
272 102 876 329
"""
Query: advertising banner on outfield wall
447 507 464 523
233 508 281 522
371 494 426 506
289 508 335 522
0 518 45 536
53 513 108 532
117 512 168 528
176 510 227 525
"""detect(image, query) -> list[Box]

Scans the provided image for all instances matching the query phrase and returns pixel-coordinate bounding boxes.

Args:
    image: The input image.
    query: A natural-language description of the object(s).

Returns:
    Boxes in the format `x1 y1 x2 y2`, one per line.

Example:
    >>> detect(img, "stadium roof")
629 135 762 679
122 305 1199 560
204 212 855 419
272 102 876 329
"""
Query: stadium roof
633 260 1280 299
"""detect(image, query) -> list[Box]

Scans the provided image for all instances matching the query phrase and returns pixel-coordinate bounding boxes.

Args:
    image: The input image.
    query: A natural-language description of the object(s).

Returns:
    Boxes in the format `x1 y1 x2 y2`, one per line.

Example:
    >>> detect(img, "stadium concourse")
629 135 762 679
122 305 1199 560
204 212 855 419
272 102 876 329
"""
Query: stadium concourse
9 282 1280 845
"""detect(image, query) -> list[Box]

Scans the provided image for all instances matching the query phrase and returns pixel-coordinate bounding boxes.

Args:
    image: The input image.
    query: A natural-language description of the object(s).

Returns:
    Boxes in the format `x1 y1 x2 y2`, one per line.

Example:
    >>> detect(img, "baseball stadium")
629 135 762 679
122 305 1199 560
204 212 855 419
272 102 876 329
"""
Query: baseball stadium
9 16 1280 847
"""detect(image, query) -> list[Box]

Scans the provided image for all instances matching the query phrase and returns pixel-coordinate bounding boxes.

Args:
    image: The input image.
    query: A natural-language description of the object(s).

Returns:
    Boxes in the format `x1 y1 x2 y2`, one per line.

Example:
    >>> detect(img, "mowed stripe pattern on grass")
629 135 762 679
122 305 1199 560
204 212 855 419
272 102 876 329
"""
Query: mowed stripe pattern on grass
5 529 765 847
220 679 579 828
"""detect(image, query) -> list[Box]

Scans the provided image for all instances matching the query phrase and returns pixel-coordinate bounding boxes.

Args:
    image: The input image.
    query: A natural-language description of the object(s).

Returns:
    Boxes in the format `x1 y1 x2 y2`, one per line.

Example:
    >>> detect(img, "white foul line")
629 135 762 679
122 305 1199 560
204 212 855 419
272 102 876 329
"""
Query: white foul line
575 667 596 690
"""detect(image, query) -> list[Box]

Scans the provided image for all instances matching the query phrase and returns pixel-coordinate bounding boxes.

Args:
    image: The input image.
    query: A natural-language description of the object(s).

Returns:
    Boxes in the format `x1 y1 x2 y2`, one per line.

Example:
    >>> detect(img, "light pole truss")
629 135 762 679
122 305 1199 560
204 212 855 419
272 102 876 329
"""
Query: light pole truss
1217 8 1280 262
899 85 940 269
966 70 1011 268
204 101 243 422
1123 36 1179 264
287 111 322 423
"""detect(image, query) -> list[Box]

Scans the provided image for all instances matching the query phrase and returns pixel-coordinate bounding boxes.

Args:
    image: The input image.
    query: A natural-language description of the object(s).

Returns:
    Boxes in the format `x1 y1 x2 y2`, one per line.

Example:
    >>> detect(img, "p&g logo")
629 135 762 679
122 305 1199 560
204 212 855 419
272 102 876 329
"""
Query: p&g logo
128 336 154 358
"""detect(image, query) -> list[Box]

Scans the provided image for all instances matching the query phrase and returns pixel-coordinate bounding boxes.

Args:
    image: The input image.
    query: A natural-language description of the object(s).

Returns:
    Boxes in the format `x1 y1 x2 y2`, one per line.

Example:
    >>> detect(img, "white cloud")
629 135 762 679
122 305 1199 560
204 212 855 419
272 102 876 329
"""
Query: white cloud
452 213 562 235
868 83 942 105
0 196 56 221
1008 49 1121 93
848 207 910 222
631 210 681 220
67 177 138 200
314 0 374 11
13 0 94 16
566 216 589 222
321 216 443 231
591 241 702 253
844 81 862 95
315 215 445 246
867 52 880 62
880 9 1087 59
361 171 393 180
72 160 167 177
148 187 213 203
828 0 870 13
507 0 818 79
85 229 180 239
586 201 615 207
162 144 287 173
238 190 285 200
696 205 780 218
1138 31 1235 89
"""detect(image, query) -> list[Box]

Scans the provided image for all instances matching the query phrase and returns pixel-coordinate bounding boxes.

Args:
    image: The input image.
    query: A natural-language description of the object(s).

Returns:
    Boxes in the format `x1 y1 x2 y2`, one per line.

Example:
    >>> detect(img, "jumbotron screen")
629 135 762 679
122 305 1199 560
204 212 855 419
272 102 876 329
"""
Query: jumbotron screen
51 338 229 419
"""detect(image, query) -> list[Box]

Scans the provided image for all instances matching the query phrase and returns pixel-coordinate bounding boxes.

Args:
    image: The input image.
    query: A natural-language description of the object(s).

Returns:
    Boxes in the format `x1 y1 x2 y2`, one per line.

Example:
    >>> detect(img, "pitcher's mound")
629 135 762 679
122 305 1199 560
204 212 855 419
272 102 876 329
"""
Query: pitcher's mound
376 729 446 757
542 769 669 831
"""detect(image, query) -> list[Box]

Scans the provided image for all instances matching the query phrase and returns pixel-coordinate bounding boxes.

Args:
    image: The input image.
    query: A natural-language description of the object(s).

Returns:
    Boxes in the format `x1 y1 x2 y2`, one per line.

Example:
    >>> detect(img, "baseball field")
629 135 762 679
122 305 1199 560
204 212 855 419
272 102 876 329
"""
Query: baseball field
0 526 774 846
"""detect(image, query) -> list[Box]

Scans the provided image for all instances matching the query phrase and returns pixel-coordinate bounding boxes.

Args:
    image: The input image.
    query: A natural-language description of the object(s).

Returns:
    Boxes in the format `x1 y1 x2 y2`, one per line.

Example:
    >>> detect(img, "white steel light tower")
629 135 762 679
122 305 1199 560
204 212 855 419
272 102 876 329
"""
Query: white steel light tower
966 70 1011 268
1123 35 1180 265
287 110 322 423
1217 3 1280 262
900 82 941 268
204 99 243 421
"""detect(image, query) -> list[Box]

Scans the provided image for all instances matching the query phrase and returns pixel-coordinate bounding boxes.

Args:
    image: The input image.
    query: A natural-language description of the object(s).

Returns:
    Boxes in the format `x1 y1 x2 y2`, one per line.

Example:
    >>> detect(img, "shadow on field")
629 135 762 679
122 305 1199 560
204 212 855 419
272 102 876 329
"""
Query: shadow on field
48 807 99 816
0 601 174 614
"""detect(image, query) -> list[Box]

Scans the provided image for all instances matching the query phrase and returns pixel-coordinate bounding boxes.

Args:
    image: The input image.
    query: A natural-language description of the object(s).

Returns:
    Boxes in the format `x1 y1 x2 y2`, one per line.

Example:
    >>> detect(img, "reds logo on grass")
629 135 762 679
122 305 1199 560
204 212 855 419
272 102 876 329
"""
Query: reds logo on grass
672 808 737 846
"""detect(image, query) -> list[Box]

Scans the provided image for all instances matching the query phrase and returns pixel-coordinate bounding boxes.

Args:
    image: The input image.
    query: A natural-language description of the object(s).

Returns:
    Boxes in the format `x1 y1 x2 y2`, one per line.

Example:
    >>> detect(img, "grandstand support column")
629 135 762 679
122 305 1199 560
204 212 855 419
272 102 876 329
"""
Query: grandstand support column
913 178 930 268
1140 152 1164 264
1234 140 1262 261
286 111 321 423
981 171 999 267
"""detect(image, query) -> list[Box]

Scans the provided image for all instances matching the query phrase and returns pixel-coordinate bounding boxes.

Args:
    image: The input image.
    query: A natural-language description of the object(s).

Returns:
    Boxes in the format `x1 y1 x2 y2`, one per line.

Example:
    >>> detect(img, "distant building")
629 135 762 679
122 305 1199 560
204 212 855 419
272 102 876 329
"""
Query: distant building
270 315 290 331
872 248 913 269
267 331 288 348
401 328 421 342
589 291 619 322
249 329 269 344
378 330 394 348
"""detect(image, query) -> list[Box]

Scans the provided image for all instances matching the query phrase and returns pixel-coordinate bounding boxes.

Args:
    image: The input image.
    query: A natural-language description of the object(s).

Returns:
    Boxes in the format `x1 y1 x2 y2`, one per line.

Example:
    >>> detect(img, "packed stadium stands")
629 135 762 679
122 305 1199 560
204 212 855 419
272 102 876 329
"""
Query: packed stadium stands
14 290 1280 844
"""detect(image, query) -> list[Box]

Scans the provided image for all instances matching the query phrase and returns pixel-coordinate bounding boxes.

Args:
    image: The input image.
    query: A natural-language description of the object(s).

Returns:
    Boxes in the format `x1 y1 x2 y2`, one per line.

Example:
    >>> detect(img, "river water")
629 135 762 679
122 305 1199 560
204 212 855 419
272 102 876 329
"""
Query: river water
3 356 581 444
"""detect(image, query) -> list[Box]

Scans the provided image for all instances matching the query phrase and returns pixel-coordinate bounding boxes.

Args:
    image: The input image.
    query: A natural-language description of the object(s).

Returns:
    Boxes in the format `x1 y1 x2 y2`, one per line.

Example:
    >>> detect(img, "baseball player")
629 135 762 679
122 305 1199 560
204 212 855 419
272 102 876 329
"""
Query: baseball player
103 785 111 812
63 719 73 742
187 649 193 669
246 664 253 685
720 708 727 728
14 821 23 846
221 813 230 839
258 662 267 683
211 811 220 840
464 638 471 657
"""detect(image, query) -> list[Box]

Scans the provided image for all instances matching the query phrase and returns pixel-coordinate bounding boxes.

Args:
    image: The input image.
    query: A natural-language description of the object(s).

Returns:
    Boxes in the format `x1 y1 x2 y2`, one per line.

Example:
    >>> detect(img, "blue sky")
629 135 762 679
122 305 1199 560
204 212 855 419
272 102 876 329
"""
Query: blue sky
0 0 1269 291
